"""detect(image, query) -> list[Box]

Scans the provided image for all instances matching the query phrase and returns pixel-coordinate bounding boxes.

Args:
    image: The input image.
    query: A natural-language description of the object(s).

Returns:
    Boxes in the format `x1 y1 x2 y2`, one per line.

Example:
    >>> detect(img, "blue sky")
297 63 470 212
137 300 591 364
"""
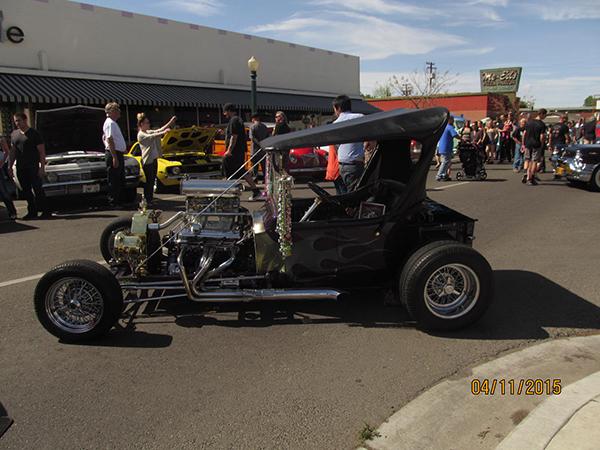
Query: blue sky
82 0 600 107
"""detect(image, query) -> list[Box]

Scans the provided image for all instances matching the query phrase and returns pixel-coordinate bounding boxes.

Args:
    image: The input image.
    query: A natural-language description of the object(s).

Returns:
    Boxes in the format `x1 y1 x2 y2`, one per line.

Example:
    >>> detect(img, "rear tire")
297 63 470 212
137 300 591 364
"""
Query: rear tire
398 241 493 331
34 260 123 342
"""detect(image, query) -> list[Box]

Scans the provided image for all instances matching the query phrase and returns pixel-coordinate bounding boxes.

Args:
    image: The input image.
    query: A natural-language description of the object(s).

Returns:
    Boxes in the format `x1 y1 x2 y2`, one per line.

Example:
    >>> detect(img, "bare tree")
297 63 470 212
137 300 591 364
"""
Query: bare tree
384 63 459 109
520 94 536 110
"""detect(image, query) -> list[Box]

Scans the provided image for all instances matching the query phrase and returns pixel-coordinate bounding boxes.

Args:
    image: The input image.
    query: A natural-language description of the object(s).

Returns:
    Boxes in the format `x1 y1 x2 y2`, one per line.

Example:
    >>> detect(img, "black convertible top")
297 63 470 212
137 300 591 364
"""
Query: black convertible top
261 107 449 151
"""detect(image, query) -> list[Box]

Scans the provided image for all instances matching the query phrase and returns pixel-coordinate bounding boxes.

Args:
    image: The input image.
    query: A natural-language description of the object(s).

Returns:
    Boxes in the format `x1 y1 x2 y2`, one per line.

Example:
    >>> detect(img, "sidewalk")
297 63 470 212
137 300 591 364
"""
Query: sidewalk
363 334 600 450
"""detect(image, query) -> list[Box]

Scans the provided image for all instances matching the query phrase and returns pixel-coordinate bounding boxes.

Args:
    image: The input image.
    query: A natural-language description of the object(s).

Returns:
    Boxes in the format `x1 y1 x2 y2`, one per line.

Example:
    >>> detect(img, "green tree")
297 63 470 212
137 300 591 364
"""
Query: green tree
371 81 393 98
584 95 595 106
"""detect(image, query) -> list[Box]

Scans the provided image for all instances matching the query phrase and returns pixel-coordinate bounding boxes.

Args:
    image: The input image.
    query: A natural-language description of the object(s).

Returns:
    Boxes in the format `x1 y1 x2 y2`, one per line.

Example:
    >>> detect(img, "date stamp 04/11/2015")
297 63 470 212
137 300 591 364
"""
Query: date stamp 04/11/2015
471 378 562 396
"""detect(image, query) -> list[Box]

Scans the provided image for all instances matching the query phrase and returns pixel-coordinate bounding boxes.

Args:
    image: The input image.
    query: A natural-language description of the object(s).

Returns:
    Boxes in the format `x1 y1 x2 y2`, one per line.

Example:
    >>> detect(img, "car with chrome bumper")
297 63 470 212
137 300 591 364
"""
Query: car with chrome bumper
33 107 494 342
286 146 328 179
41 151 139 200
557 144 600 191
15 106 140 202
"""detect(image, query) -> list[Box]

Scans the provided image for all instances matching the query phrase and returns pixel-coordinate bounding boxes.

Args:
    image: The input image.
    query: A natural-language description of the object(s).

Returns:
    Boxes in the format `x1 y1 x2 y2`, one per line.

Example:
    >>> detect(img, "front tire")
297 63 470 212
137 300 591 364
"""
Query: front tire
398 241 493 331
100 217 132 263
34 260 123 342
589 166 600 192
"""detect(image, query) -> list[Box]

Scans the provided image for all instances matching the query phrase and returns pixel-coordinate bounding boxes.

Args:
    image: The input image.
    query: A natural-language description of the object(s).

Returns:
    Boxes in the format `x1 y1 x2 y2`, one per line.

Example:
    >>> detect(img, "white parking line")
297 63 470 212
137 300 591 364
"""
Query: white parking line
0 260 106 289
431 181 470 190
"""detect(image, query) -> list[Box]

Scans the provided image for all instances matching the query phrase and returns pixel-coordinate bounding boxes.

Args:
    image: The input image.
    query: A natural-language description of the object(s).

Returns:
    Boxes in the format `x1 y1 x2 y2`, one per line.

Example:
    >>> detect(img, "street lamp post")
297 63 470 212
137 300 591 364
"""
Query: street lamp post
248 56 259 115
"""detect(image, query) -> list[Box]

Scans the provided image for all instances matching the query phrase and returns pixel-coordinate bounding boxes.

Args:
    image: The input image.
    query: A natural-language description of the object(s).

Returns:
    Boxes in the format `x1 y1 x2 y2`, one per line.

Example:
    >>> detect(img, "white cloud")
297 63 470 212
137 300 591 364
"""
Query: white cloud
252 17 327 33
310 0 440 18
250 12 466 60
468 0 509 6
520 75 600 107
445 5 505 26
360 71 481 95
523 0 600 21
449 46 495 56
161 0 221 16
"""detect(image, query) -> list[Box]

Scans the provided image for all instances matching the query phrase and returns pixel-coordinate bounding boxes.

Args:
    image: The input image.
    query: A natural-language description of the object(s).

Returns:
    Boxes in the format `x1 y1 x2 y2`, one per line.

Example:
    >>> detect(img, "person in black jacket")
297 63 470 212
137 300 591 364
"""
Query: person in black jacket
522 109 547 185
582 116 597 144
9 113 50 219
0 136 17 220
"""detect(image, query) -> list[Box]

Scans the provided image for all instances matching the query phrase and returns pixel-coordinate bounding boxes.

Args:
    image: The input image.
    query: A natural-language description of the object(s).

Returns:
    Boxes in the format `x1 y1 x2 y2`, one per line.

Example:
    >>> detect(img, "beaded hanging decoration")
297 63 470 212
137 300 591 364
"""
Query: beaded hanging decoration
275 174 293 258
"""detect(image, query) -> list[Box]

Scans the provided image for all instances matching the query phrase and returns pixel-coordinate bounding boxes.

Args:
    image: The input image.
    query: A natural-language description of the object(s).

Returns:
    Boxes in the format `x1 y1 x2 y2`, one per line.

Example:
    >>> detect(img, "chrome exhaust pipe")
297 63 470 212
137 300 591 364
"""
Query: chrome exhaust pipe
187 288 342 303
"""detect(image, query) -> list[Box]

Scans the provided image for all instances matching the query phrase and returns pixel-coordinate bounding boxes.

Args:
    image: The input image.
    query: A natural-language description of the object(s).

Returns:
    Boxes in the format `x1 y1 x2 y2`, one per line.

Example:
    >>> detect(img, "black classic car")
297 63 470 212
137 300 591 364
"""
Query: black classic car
556 144 600 191
34 107 494 342
15 106 140 202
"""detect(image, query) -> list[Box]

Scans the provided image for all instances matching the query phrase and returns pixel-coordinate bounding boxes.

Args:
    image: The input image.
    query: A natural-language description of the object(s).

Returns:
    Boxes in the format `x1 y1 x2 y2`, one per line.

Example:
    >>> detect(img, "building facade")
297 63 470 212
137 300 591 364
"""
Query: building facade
0 0 376 141
368 92 518 121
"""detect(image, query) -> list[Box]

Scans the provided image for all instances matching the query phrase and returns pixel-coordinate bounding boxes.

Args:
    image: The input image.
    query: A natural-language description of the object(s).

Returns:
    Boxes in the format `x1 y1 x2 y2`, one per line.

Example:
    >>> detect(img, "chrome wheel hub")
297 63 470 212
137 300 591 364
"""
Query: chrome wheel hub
45 277 104 333
424 264 480 319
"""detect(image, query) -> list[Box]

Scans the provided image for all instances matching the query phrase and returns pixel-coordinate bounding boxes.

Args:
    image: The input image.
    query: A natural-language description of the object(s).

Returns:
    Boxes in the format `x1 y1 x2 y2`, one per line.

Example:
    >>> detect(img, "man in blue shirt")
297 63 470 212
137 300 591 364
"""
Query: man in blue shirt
436 116 460 181
332 95 375 191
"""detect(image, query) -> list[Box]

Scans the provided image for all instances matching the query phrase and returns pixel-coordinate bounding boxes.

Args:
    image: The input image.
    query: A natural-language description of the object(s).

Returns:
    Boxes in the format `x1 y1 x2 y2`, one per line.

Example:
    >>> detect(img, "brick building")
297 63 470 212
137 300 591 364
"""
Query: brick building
367 92 519 121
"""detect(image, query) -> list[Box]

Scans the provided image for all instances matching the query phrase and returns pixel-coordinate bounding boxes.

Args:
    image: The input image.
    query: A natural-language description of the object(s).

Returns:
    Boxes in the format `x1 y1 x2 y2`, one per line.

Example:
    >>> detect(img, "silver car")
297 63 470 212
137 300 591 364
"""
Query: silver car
14 105 139 202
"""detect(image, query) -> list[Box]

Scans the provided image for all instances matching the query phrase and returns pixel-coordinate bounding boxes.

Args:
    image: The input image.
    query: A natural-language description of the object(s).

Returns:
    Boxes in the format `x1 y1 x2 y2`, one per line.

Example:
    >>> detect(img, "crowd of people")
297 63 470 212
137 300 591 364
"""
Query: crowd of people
436 110 600 186
2 99 599 221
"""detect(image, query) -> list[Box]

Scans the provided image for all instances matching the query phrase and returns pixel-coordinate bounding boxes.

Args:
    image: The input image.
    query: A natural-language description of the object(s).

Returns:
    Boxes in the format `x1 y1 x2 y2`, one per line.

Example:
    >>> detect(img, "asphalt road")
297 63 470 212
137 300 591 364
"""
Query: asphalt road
1 165 599 449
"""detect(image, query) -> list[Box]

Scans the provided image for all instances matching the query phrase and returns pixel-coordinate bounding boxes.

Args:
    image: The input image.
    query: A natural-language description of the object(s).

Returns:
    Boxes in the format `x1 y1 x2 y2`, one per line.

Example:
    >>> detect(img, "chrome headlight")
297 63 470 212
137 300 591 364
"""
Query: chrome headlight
46 172 58 183
126 165 139 175
171 166 181 175
574 150 584 169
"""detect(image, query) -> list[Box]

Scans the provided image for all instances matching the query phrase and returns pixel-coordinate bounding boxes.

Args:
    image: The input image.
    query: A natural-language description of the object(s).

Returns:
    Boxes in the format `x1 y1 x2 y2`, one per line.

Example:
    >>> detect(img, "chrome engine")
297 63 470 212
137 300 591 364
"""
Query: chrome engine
114 178 254 296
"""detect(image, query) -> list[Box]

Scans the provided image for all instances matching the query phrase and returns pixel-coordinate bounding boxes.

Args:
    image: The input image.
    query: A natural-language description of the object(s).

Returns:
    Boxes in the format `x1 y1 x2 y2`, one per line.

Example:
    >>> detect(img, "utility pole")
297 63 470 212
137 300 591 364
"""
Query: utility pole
426 61 436 90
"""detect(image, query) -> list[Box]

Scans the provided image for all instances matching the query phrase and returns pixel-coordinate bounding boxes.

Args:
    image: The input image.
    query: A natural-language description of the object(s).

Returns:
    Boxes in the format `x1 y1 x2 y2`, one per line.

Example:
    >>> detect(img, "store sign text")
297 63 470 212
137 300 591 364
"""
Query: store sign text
479 67 522 93
0 11 25 44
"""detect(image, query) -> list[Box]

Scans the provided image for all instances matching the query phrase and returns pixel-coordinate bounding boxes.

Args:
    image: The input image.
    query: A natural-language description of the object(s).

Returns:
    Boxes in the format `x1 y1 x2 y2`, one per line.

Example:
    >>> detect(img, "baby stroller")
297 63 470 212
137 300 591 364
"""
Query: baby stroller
455 140 487 181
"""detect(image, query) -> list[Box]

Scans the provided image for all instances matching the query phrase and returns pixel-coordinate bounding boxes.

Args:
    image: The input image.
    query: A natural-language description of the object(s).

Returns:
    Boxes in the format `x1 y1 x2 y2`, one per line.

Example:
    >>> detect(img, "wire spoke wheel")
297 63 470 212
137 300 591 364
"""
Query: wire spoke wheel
424 263 480 319
45 277 104 333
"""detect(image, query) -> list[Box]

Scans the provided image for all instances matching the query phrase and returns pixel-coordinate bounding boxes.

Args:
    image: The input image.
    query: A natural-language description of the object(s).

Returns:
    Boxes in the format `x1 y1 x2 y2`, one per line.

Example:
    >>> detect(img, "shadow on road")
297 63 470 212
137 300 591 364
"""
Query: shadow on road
0 220 38 234
437 270 600 340
61 327 173 348
70 270 599 347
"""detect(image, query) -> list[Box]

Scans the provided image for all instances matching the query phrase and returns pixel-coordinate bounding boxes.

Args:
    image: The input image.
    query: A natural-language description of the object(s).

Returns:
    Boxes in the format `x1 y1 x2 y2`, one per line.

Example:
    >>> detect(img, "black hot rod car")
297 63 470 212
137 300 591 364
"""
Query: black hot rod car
34 107 494 341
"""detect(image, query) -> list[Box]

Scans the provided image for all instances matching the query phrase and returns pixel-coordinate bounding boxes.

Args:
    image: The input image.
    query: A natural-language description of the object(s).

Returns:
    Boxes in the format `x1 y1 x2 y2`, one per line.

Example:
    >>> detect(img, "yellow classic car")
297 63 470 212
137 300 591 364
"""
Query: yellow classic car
127 126 221 191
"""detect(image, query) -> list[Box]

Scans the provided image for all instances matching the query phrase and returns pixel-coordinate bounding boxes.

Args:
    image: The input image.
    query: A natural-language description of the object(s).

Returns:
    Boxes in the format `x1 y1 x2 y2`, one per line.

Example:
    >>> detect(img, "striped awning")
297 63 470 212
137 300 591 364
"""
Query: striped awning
0 73 379 114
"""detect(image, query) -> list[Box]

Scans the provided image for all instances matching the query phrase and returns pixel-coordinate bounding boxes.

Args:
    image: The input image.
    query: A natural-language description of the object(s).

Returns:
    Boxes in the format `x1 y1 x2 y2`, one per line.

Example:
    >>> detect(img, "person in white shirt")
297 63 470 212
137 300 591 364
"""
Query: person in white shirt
103 102 127 206
332 95 375 191
136 112 175 204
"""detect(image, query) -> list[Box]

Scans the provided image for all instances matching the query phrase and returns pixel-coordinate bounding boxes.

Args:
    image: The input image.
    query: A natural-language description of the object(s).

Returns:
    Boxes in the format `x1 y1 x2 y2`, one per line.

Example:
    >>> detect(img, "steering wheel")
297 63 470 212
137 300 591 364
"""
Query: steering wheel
307 181 341 206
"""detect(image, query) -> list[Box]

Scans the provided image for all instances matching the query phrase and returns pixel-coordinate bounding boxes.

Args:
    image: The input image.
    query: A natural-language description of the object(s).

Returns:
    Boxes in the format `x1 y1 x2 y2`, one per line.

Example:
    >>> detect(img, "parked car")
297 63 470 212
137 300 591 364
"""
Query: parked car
127 126 221 192
34 107 494 342
286 146 328 179
558 144 600 191
15 106 139 203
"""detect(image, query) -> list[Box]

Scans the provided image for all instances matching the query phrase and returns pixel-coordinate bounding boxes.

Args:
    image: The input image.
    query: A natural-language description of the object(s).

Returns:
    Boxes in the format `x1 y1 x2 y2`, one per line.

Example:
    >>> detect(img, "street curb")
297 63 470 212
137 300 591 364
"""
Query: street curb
496 370 600 449
366 334 600 450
